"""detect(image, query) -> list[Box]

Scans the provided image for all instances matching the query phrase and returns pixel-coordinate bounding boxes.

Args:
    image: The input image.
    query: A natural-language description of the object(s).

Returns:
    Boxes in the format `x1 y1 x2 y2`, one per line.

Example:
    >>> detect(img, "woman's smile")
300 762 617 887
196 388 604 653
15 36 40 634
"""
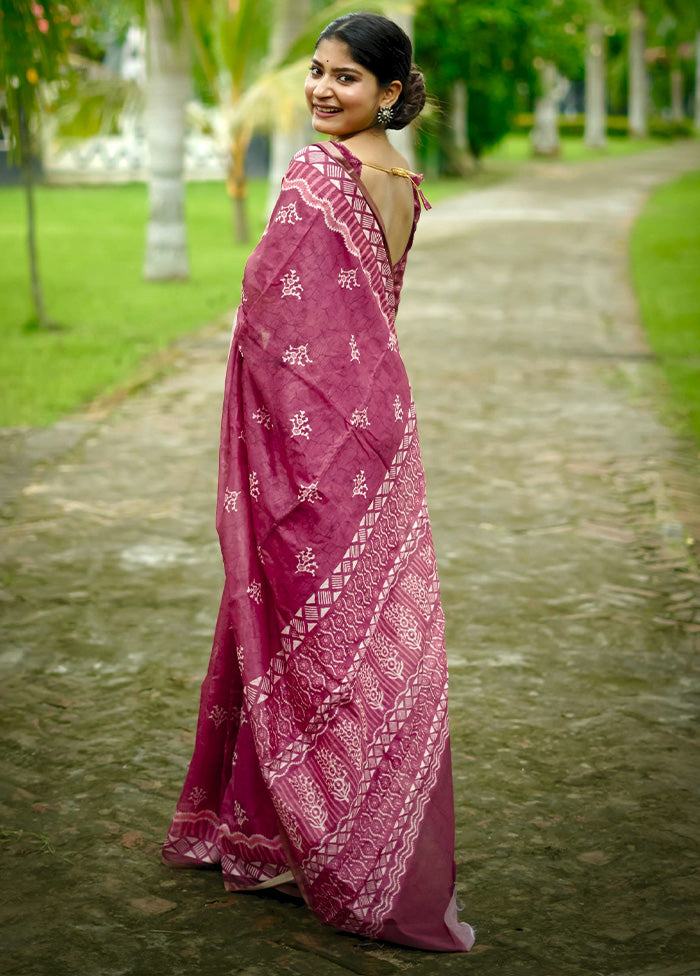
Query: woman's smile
313 104 342 117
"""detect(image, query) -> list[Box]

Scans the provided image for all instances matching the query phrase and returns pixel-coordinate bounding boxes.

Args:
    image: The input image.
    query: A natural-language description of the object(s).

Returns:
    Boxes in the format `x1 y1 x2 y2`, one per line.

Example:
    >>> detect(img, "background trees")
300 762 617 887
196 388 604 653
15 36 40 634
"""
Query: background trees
3 0 699 279
0 0 85 328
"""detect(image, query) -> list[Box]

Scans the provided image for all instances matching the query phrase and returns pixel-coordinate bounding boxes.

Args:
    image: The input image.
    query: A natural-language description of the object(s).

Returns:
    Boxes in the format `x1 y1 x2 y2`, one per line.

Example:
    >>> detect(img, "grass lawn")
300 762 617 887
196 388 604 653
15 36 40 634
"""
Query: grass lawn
487 132 671 162
0 179 268 426
630 168 700 443
0 131 691 428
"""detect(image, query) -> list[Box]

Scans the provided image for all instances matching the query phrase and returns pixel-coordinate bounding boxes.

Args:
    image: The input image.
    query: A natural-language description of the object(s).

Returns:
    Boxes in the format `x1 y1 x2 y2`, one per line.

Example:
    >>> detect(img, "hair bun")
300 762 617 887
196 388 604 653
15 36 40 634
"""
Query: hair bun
389 66 426 130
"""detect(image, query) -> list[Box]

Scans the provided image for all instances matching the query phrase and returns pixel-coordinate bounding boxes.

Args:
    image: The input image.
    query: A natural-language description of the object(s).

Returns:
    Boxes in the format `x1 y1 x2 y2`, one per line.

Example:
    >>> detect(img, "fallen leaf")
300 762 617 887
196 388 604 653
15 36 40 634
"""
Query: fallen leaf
120 830 145 849
129 896 177 915
577 850 610 865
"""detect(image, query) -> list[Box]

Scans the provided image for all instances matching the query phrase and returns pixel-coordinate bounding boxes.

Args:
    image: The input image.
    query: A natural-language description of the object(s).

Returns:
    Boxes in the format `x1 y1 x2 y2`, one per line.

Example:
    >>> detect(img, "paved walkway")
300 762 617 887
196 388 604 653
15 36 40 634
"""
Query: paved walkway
2 142 699 976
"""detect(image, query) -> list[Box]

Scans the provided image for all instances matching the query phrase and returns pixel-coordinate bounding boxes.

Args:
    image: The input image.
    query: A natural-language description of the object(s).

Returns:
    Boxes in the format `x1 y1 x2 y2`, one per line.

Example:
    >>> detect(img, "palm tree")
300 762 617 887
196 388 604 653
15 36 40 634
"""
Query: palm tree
266 0 312 215
143 0 190 280
0 0 82 329
584 18 607 148
628 5 648 136
203 0 408 242
387 9 416 170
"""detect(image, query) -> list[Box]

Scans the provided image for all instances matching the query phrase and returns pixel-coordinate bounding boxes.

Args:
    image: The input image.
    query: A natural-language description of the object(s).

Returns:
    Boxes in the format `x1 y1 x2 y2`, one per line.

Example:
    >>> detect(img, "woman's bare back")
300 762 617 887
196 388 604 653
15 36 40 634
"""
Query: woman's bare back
343 136 417 266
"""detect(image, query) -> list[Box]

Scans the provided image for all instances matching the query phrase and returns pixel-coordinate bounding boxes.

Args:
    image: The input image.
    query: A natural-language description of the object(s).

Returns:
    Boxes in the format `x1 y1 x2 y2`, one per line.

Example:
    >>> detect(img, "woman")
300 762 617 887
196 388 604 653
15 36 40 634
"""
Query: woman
162 13 474 953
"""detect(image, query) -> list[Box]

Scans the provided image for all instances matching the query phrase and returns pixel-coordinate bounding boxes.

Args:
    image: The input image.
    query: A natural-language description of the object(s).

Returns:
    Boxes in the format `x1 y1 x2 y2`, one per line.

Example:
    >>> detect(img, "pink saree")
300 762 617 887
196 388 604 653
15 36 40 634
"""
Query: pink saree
162 141 474 953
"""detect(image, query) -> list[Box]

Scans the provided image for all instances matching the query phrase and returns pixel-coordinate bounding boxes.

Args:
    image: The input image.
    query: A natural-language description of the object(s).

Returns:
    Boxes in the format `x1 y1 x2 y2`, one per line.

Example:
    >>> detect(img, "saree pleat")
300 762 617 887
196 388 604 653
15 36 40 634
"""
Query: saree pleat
162 142 474 952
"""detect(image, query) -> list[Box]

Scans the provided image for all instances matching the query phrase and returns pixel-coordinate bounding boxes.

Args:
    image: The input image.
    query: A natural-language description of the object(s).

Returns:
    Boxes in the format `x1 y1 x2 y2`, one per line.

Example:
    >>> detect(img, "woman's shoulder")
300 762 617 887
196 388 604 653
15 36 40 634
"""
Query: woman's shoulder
288 142 334 168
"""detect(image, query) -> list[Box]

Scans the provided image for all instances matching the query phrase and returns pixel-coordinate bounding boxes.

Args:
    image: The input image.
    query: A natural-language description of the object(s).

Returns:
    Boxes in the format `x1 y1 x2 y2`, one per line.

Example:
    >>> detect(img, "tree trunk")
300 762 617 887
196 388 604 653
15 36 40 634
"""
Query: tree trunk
451 79 475 174
695 30 700 130
387 11 417 170
143 0 189 280
531 62 560 156
267 0 312 215
670 64 684 122
19 107 49 330
228 123 251 244
628 7 648 138
584 21 607 149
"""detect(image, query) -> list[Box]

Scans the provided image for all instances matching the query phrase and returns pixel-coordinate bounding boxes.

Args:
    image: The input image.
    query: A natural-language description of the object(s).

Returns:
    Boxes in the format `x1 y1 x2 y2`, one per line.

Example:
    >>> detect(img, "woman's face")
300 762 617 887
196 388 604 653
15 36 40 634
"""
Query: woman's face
305 37 397 140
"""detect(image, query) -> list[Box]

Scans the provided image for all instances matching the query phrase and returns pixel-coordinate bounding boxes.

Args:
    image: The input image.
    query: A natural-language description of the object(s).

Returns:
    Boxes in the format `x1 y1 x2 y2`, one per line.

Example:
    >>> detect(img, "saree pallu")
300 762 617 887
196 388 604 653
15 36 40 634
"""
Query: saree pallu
162 142 474 953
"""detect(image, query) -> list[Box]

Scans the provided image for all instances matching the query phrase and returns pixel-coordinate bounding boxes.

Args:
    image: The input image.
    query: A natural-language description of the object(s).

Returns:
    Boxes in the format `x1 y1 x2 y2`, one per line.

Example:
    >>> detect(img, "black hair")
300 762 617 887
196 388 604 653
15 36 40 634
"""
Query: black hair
316 13 426 129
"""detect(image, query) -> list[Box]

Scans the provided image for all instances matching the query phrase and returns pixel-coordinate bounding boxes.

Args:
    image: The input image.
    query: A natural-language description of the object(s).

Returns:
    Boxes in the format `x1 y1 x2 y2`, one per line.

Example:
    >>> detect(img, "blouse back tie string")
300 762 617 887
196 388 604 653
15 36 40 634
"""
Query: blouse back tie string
360 161 432 211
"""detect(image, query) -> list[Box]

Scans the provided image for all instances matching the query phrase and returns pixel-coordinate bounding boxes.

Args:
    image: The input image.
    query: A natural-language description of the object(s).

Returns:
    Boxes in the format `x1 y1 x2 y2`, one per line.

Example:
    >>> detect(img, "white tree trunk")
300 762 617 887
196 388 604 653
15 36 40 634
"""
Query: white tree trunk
143 0 189 280
267 0 312 215
628 7 648 138
451 79 474 173
531 62 560 156
387 11 416 170
670 64 684 122
584 21 607 148
695 30 700 130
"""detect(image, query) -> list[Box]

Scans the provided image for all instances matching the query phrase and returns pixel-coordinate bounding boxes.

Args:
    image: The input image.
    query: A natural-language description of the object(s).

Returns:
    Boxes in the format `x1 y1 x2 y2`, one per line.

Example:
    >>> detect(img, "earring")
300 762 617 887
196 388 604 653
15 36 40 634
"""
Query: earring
377 105 394 126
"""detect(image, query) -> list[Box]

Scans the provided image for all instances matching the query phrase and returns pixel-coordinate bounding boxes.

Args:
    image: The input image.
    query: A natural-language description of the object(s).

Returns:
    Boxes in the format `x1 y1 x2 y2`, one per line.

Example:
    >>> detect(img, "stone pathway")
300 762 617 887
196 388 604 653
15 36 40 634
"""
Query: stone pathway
1 142 699 976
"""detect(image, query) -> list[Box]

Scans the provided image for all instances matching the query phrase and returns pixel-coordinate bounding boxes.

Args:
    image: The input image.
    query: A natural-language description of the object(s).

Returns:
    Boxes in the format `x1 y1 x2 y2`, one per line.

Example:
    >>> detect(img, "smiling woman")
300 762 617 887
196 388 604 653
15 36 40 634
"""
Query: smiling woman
161 12 475 954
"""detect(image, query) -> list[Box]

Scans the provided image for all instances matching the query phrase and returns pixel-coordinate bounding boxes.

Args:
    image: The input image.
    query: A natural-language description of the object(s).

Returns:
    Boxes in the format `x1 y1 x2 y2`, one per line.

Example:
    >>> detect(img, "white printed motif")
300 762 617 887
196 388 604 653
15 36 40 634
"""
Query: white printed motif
400 572 432 618
275 202 301 225
252 406 272 430
352 470 368 499
358 663 383 710
282 344 313 367
281 268 303 300
298 481 322 504
333 715 364 768
349 334 360 363
317 748 352 803
247 580 263 605
232 800 247 823
388 333 398 352
338 268 360 290
249 471 260 501
290 409 311 439
224 488 240 513
188 786 207 809
384 602 422 652
369 631 404 680
350 407 370 430
256 544 265 564
290 772 327 829
296 547 318 576
240 286 247 303
208 705 227 729
394 395 403 422
276 803 303 849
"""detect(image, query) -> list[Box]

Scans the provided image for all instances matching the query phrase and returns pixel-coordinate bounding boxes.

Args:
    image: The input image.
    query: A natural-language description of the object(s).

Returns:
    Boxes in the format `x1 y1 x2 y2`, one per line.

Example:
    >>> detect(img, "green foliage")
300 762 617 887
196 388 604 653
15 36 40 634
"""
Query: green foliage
0 0 83 151
0 180 268 426
414 0 589 171
631 169 700 443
